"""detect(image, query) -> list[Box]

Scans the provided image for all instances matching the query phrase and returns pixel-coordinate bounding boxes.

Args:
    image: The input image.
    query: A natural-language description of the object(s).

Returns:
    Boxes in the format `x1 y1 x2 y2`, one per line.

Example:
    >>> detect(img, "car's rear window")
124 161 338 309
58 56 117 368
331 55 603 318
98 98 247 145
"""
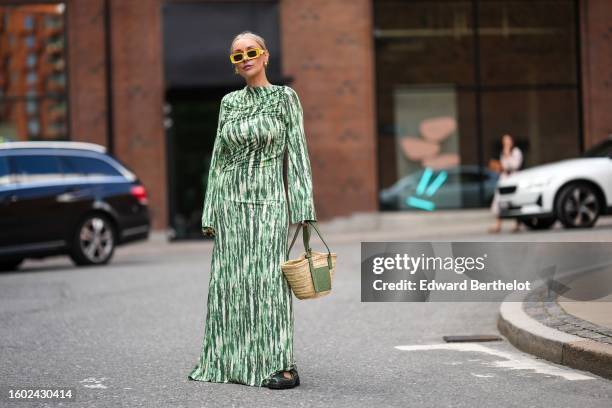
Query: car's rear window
584 140 612 158
62 156 122 177
11 155 63 183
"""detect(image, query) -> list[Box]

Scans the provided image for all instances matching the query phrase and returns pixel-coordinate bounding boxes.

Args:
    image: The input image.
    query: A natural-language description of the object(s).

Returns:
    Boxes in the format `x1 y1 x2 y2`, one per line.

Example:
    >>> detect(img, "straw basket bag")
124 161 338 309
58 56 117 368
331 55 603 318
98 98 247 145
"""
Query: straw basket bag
281 221 337 300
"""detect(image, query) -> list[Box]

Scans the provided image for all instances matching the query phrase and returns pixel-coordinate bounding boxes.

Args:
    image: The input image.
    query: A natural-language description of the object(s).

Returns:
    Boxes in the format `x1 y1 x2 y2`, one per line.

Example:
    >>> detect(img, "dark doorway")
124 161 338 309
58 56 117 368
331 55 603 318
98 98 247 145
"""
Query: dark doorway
161 1 282 239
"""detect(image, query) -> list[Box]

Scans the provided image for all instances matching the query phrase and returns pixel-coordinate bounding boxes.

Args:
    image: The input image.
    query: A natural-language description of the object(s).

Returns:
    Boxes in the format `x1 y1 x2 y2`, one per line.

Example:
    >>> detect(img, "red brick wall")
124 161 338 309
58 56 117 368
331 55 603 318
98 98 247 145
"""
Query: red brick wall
280 0 379 221
580 0 612 147
67 0 107 146
109 0 167 230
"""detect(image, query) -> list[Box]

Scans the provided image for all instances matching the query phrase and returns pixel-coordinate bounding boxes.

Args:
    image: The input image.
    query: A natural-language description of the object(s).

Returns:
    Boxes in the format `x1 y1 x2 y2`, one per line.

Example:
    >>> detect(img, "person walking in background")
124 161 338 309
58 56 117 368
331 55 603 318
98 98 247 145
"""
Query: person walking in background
488 134 523 233
187 31 317 389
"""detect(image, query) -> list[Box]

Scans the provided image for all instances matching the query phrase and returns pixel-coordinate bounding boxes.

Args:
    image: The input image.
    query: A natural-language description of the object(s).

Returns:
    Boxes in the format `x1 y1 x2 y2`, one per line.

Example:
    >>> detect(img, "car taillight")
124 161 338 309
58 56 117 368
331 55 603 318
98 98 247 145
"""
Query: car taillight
130 184 148 205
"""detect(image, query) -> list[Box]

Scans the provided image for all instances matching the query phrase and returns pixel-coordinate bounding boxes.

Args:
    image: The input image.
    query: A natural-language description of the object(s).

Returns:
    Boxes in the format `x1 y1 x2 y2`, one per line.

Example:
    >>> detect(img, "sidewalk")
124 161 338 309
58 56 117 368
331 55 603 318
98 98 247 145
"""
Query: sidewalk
141 208 612 247
498 271 612 380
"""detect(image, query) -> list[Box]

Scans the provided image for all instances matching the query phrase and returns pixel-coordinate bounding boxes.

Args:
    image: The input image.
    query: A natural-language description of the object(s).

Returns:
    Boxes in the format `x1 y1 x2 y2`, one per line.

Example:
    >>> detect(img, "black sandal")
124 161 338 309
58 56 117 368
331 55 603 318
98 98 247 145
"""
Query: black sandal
289 367 300 386
263 367 300 389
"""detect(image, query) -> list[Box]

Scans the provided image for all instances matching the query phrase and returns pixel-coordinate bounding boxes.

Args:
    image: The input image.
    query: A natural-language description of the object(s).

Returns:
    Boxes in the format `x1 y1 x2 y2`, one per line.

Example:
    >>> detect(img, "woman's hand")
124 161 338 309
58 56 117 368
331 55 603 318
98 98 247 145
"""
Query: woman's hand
202 226 216 237
488 159 502 173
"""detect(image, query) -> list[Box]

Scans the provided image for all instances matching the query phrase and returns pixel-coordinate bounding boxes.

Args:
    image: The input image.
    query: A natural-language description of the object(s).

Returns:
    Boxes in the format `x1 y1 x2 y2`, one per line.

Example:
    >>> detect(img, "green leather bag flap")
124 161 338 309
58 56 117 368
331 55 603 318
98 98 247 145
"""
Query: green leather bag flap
311 264 331 293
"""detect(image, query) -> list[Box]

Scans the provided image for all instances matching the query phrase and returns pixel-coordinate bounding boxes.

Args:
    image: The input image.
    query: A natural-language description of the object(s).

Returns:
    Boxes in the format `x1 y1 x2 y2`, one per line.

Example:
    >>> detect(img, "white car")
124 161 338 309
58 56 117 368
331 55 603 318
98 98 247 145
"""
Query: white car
497 136 612 229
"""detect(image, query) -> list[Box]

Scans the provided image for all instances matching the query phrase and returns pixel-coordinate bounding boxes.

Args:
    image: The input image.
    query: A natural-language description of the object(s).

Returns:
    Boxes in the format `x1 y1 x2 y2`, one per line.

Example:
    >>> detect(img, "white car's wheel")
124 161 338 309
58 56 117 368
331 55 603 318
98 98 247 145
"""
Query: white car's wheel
555 182 601 228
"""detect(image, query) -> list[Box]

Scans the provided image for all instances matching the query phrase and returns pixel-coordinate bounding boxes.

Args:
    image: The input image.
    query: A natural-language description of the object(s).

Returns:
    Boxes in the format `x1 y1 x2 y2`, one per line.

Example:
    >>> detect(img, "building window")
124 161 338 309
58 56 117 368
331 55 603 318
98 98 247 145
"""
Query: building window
0 3 68 142
374 0 580 210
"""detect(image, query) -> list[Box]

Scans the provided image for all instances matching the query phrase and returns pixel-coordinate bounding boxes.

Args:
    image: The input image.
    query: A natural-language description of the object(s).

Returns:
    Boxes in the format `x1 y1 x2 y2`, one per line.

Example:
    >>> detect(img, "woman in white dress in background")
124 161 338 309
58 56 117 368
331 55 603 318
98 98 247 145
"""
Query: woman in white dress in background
489 134 523 233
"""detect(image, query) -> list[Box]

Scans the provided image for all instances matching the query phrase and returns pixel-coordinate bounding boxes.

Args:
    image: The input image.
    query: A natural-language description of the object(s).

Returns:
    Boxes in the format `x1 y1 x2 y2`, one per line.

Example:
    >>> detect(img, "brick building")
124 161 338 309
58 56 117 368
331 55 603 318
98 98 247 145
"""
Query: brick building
1 0 610 238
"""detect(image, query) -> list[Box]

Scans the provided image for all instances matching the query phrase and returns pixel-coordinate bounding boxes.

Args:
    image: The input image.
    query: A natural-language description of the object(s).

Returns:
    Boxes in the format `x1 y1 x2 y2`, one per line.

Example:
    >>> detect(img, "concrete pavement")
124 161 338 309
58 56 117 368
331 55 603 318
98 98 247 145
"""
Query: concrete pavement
2 209 612 407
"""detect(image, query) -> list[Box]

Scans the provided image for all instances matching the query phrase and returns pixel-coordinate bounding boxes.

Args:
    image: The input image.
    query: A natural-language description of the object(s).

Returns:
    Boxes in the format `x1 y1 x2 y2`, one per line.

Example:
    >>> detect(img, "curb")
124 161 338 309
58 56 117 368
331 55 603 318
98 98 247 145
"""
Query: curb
497 289 612 380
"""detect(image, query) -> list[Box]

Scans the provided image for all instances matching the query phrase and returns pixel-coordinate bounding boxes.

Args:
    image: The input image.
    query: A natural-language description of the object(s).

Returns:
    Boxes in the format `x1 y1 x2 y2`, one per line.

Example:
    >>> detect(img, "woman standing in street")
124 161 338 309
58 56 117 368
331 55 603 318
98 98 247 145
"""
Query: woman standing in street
489 133 523 233
187 31 317 389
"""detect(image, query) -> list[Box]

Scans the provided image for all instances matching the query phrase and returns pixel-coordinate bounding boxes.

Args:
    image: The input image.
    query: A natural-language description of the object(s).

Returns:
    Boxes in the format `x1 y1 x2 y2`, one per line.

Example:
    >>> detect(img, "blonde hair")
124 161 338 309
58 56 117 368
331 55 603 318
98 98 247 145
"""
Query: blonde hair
230 31 268 53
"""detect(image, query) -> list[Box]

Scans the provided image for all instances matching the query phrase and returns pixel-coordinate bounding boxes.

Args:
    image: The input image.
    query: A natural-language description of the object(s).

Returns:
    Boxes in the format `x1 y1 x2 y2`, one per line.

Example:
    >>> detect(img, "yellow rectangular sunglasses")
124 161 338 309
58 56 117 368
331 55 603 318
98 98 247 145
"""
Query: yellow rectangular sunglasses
229 47 266 64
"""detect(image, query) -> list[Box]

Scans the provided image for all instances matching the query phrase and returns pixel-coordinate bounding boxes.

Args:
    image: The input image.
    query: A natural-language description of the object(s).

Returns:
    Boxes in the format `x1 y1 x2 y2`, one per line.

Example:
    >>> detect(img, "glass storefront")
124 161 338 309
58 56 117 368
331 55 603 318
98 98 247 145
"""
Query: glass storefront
374 0 580 210
0 3 68 142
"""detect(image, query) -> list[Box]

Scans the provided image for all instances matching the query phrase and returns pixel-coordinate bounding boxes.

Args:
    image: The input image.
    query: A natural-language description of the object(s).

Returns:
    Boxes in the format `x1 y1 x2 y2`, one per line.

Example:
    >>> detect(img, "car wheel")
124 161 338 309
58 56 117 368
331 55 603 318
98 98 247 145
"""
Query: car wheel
520 216 556 230
0 258 24 271
555 182 601 228
69 213 116 266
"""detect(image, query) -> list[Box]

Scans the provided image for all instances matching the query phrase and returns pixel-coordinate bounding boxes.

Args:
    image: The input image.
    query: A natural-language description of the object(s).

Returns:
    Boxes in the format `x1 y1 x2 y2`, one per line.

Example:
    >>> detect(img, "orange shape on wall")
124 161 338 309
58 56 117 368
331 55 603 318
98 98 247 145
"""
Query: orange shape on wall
420 117 457 143
400 137 440 161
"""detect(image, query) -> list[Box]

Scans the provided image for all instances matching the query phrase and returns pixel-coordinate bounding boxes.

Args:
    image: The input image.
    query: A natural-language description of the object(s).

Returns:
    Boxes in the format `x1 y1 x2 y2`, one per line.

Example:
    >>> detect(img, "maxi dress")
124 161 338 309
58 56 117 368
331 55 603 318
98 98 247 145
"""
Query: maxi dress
187 84 317 387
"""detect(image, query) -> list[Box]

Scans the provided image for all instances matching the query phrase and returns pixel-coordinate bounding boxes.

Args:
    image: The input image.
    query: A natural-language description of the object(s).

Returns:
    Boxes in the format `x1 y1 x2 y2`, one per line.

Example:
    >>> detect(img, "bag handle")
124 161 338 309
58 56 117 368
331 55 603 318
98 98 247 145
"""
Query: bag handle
286 221 333 269
286 222 306 259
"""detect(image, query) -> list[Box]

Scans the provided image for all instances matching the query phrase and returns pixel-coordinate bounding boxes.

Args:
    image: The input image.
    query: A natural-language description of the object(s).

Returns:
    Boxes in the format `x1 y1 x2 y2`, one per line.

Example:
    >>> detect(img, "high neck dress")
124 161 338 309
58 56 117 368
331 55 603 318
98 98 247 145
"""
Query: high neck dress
187 83 317 387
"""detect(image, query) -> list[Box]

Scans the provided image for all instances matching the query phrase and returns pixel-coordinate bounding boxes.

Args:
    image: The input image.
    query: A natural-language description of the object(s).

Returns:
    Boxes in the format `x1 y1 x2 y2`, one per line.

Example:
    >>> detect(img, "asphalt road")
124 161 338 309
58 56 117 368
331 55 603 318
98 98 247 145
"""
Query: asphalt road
1 217 612 407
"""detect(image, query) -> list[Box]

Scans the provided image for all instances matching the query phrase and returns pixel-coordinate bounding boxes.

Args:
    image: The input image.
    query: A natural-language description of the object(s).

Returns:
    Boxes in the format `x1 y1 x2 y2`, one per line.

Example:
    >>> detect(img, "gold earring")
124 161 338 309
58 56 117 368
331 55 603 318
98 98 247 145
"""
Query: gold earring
235 67 239 74
265 61 268 67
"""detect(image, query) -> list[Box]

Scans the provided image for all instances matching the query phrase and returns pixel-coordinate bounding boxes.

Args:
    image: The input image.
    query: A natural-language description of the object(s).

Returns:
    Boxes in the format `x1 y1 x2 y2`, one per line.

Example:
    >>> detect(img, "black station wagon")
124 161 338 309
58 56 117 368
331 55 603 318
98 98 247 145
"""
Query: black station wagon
0 141 150 270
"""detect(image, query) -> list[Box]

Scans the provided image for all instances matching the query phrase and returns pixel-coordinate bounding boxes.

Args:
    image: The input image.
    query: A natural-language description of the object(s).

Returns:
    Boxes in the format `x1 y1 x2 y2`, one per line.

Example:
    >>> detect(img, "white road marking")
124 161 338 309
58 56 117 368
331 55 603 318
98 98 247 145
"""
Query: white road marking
395 343 594 381
471 373 495 378
79 377 109 389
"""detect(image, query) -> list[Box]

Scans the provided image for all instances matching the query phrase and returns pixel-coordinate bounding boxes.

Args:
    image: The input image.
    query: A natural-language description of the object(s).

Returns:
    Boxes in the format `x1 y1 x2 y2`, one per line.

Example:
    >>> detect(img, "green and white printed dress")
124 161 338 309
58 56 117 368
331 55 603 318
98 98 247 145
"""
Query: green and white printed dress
187 84 317 387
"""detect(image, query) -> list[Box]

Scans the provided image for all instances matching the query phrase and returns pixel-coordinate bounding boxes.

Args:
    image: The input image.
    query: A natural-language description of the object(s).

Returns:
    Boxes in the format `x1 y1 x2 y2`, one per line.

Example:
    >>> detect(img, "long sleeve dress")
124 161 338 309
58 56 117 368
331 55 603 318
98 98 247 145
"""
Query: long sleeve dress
187 84 317 387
